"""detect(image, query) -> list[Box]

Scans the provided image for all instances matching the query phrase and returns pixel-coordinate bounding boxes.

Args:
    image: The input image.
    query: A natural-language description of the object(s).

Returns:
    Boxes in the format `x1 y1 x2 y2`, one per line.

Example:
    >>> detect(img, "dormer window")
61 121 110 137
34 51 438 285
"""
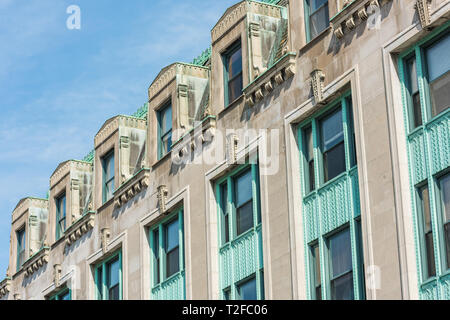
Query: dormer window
158 103 173 159
55 193 67 240
16 227 26 271
305 0 329 41
223 40 243 106
102 150 115 204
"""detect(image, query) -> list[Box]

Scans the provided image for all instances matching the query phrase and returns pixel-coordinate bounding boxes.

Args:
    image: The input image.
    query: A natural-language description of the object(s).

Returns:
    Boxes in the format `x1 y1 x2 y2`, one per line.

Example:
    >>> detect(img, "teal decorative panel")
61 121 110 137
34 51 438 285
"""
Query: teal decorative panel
427 113 450 175
219 245 232 289
232 230 257 282
304 194 319 243
151 271 185 300
408 130 427 185
420 280 439 300
319 174 352 235
440 273 450 300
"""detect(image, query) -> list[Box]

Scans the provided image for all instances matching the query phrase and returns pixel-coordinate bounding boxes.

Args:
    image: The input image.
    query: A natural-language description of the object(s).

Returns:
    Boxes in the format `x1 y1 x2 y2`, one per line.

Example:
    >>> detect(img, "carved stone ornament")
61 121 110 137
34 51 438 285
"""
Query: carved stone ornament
226 133 239 165
334 26 344 39
415 0 432 29
101 228 111 254
157 185 169 214
311 69 326 105
54 264 62 288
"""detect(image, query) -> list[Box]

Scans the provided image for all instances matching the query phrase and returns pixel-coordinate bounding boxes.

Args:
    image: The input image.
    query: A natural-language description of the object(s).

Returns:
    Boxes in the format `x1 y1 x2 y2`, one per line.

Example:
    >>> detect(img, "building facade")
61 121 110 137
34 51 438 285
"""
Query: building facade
0 0 449 300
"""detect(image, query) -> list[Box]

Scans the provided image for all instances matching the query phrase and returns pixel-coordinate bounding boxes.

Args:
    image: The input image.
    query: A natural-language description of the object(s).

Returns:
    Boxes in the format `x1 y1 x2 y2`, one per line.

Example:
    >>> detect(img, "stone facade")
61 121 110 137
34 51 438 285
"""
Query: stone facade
1 0 449 300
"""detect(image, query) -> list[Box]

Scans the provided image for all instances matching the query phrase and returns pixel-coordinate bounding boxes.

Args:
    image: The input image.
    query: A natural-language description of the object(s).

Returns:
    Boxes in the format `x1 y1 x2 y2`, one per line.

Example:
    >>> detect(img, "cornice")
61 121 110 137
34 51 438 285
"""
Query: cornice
50 160 93 188
148 63 209 101
23 247 50 278
94 115 147 148
12 198 48 222
0 278 11 299
64 211 95 247
114 168 150 208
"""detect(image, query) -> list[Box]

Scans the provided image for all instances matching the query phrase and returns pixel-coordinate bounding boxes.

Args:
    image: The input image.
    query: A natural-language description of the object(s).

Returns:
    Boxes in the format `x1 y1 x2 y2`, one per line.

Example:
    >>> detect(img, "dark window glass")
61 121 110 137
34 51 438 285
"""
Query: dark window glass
220 183 230 244
223 288 231 300
225 42 243 105
97 267 103 300
60 289 71 300
235 170 254 236
154 230 160 284
158 104 173 158
56 193 66 240
425 33 450 117
238 277 257 300
320 109 345 182
107 257 120 300
16 227 26 270
311 243 322 300
419 185 436 278
102 151 115 203
346 97 357 167
406 57 423 129
166 219 180 278
329 228 354 300
307 0 329 40
438 174 450 270
303 126 315 192
356 219 366 299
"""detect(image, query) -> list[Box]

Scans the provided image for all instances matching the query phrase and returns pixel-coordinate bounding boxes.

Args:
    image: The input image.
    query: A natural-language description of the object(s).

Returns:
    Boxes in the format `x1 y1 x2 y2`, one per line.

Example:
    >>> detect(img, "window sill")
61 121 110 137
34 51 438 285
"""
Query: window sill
218 94 245 119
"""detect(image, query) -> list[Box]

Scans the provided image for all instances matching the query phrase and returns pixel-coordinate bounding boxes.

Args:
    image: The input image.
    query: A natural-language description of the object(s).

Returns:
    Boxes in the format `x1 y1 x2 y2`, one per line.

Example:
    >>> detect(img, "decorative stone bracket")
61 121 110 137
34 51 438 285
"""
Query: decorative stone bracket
415 0 432 30
331 0 392 40
244 52 296 107
157 185 169 214
114 169 150 208
101 228 111 254
53 264 62 288
23 247 50 278
64 211 95 247
311 69 326 105
0 278 11 299
226 133 240 165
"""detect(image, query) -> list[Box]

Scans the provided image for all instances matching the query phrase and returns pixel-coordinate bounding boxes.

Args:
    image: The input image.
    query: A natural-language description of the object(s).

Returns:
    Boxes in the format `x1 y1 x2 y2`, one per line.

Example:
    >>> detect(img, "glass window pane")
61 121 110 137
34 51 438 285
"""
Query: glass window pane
228 47 242 79
321 109 344 152
309 2 329 39
439 174 450 270
426 33 450 82
107 258 120 300
164 105 172 134
236 170 253 207
429 70 450 117
311 0 328 12
220 183 229 244
228 74 243 103
330 229 353 278
323 142 346 182
60 290 70 300
419 185 436 278
97 267 103 300
166 247 180 278
236 201 254 236
154 230 160 284
311 243 321 300
238 277 257 300
166 220 179 252
331 272 354 300
223 288 231 300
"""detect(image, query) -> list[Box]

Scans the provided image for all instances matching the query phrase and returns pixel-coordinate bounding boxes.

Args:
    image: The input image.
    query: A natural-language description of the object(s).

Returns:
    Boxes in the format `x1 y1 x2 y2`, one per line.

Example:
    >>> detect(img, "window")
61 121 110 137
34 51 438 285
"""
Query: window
402 31 449 132
217 164 264 300
424 32 450 117
310 242 322 300
102 150 115 204
237 277 257 300
320 108 346 182
328 228 354 300
16 227 26 271
48 287 71 300
158 102 173 159
300 94 355 192
150 209 185 294
55 193 66 240
417 184 436 279
223 40 243 106
95 251 122 300
438 173 450 271
305 0 329 42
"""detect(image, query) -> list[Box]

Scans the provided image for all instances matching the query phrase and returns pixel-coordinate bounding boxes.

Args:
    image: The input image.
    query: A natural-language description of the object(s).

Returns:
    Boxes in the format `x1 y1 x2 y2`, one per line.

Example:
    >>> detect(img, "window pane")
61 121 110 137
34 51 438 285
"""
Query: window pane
311 243 321 300
419 185 436 278
238 277 257 300
108 259 120 289
439 174 450 269
223 288 231 300
228 73 243 103
166 220 179 252
163 105 172 135
311 0 328 12
321 109 344 151
166 247 180 278
303 126 315 192
228 47 242 79
154 230 160 284
429 71 450 117
236 170 253 207
60 290 70 300
220 183 229 244
236 201 254 236
331 272 354 300
330 229 352 278
323 142 346 182
426 33 450 82
97 267 103 300
309 2 329 39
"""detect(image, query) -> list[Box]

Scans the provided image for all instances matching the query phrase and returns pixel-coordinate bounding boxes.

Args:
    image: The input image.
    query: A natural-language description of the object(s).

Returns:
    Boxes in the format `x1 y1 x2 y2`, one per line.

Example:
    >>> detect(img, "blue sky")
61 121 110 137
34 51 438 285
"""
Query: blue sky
0 0 237 277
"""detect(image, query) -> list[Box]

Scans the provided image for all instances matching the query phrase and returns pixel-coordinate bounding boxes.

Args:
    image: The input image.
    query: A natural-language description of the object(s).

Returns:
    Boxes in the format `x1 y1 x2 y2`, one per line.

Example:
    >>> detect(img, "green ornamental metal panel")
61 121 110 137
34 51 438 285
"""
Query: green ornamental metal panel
399 22 450 300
